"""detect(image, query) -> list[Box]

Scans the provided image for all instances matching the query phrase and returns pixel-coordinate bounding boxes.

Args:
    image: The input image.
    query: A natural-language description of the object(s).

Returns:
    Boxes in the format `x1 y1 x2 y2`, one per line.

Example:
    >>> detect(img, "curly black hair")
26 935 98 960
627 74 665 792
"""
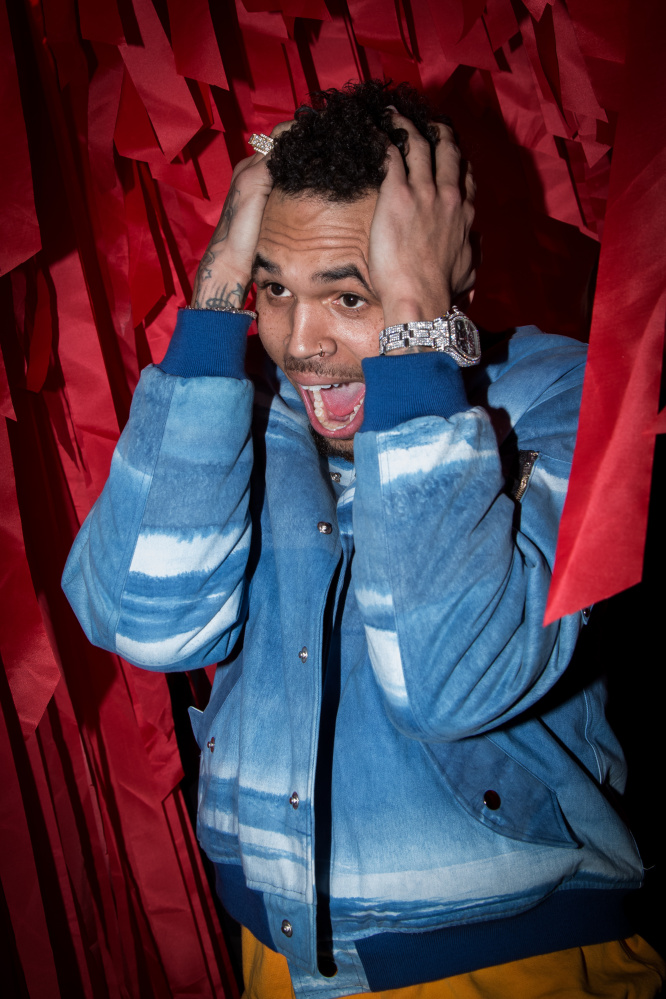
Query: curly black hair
267 80 450 202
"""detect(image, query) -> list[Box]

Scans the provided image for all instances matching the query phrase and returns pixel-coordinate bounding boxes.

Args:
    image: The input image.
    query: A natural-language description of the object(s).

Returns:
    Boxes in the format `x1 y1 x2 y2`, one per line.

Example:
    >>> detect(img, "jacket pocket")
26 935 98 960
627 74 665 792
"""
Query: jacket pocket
426 727 579 849
188 704 206 748
188 655 243 751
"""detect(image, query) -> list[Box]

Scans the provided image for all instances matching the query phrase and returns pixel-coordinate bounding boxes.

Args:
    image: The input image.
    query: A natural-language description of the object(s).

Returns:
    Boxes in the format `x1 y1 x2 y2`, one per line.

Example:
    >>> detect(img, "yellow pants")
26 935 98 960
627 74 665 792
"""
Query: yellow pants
241 927 665 999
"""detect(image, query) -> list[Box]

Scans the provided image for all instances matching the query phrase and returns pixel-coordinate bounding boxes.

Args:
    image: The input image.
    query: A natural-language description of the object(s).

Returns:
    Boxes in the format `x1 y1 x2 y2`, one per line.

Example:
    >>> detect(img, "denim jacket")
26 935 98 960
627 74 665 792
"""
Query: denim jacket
63 310 643 998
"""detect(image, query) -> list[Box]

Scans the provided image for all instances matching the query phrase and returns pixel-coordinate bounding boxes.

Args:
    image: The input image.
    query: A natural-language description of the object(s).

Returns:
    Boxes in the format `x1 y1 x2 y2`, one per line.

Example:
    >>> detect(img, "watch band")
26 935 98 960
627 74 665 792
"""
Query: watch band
379 307 481 367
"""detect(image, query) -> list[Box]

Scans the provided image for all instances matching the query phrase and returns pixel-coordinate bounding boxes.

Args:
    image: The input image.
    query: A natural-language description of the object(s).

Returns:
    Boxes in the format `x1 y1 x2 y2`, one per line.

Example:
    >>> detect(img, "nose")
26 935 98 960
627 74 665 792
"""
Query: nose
285 302 337 360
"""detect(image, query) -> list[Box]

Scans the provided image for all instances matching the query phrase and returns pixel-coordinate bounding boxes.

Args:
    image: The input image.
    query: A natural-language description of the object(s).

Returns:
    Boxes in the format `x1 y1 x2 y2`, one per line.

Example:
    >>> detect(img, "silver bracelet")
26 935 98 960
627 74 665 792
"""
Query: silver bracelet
378 307 481 367
186 305 258 319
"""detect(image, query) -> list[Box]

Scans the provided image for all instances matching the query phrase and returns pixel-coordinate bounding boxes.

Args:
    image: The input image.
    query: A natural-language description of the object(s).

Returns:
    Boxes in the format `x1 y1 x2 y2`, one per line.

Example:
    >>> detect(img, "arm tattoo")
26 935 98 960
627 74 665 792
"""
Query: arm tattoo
202 282 248 310
199 250 215 281
191 185 248 309
212 183 240 245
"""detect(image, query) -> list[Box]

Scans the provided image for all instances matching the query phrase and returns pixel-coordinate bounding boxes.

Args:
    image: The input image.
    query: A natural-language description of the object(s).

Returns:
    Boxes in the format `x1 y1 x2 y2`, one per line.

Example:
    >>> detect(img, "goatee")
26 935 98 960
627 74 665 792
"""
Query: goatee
308 425 355 461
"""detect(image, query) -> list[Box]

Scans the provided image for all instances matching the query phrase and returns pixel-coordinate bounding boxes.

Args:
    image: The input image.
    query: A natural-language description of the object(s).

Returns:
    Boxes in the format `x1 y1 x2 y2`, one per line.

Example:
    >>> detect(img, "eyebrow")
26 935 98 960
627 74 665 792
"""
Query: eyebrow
253 253 281 276
253 254 371 294
311 264 371 293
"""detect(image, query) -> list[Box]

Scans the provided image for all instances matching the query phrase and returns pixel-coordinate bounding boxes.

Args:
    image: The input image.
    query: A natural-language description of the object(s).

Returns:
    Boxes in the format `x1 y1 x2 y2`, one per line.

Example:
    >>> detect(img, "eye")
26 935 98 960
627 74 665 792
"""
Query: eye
266 283 292 298
337 293 365 310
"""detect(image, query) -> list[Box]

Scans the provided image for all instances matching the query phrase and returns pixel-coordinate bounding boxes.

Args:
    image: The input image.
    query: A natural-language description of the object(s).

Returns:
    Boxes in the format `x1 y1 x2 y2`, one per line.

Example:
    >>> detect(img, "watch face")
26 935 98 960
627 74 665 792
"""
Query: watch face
452 315 481 364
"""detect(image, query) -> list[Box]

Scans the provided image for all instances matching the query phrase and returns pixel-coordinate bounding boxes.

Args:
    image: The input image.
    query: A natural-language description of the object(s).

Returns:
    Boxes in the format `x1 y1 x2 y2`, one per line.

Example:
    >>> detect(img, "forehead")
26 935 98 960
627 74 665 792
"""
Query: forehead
256 190 376 273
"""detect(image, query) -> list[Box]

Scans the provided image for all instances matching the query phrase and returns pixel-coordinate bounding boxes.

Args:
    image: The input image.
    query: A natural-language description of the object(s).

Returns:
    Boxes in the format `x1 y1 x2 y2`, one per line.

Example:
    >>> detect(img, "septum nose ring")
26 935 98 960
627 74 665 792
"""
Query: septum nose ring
319 345 325 357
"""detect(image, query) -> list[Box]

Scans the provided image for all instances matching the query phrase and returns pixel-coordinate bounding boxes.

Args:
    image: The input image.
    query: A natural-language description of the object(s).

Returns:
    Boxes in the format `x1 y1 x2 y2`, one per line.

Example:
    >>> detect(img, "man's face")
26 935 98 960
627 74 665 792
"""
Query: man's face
254 190 382 459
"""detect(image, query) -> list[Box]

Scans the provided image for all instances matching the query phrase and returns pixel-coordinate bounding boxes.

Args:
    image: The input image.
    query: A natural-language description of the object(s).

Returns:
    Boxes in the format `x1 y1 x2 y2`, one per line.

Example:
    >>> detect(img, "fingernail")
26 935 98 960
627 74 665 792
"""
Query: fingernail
386 105 398 112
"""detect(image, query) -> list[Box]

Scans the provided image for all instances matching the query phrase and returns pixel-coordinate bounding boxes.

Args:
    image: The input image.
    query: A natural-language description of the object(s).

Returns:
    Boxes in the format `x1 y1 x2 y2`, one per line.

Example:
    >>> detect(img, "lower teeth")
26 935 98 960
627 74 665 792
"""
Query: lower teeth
312 390 362 431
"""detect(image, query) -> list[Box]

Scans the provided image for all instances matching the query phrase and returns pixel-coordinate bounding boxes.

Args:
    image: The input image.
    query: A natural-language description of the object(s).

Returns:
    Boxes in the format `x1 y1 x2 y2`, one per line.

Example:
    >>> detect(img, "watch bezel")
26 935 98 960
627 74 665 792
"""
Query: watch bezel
432 309 481 367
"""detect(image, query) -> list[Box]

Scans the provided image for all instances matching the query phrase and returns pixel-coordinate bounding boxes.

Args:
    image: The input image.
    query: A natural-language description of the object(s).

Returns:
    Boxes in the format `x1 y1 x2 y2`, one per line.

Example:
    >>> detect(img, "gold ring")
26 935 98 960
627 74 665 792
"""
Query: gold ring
249 133 274 156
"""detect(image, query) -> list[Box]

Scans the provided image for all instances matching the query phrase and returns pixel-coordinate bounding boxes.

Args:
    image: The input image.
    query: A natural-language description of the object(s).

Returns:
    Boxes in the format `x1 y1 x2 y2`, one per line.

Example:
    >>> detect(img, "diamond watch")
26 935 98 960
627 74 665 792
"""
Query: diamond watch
378 307 481 367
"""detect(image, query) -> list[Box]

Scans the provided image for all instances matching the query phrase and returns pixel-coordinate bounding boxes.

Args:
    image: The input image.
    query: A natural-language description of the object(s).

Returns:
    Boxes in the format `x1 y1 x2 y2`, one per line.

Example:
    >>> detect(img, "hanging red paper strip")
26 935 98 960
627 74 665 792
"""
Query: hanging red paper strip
117 0 204 161
545 0 666 622
0 418 61 738
77 0 124 45
0 710 60 999
167 0 229 89
347 0 412 58
0 0 41 274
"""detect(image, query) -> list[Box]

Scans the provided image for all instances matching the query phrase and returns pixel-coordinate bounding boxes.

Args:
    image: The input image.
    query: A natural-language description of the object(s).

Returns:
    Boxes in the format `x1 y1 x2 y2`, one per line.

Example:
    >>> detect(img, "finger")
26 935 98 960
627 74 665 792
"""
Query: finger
233 149 268 178
388 111 434 189
270 119 295 139
239 120 294 173
242 123 291 169
432 123 463 193
463 160 476 205
379 141 408 193
432 121 471 202
238 133 281 176
433 121 455 143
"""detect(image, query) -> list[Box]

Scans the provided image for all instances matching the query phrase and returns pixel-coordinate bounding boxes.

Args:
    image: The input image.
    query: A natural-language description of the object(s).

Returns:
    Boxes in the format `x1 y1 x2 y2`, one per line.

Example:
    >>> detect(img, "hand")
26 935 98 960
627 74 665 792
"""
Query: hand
367 113 476 330
190 122 293 310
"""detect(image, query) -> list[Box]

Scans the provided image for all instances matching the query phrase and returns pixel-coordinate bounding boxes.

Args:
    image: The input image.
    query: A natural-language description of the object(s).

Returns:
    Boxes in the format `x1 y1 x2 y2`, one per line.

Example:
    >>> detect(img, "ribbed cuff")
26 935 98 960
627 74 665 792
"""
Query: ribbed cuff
360 352 470 432
158 308 253 379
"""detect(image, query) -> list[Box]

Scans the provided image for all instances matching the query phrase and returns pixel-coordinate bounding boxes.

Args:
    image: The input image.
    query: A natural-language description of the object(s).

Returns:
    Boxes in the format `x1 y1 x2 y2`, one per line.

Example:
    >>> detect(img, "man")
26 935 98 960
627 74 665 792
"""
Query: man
63 82 663 998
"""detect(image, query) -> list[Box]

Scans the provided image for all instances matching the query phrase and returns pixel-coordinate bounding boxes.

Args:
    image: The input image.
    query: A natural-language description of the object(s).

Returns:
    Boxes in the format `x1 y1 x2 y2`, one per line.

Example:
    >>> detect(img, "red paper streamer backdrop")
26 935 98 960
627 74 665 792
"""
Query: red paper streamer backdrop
1 0 664 995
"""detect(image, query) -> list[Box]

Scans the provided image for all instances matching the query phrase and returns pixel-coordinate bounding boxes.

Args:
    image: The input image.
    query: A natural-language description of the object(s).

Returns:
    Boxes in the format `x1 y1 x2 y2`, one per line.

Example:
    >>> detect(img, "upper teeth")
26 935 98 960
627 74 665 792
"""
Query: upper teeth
306 384 342 391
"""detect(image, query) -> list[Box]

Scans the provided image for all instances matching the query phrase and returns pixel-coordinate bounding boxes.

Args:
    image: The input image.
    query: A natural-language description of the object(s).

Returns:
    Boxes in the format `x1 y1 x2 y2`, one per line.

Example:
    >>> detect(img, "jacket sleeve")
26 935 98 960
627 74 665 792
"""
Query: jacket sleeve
352 337 586 741
62 309 255 671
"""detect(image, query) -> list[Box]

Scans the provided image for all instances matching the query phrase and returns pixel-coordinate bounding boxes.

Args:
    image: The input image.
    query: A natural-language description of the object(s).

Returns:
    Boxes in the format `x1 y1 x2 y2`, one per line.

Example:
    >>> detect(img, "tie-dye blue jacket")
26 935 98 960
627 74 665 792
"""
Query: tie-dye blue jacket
63 310 642 998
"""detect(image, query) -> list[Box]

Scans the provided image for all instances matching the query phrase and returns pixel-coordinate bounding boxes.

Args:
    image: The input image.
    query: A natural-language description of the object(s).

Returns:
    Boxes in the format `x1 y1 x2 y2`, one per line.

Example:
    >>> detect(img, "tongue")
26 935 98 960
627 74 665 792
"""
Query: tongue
320 382 365 418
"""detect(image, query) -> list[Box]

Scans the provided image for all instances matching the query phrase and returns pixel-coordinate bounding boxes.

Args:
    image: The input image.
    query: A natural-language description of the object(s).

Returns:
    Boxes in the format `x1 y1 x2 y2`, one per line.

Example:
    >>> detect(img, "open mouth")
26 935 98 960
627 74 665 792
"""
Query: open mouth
298 381 366 438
